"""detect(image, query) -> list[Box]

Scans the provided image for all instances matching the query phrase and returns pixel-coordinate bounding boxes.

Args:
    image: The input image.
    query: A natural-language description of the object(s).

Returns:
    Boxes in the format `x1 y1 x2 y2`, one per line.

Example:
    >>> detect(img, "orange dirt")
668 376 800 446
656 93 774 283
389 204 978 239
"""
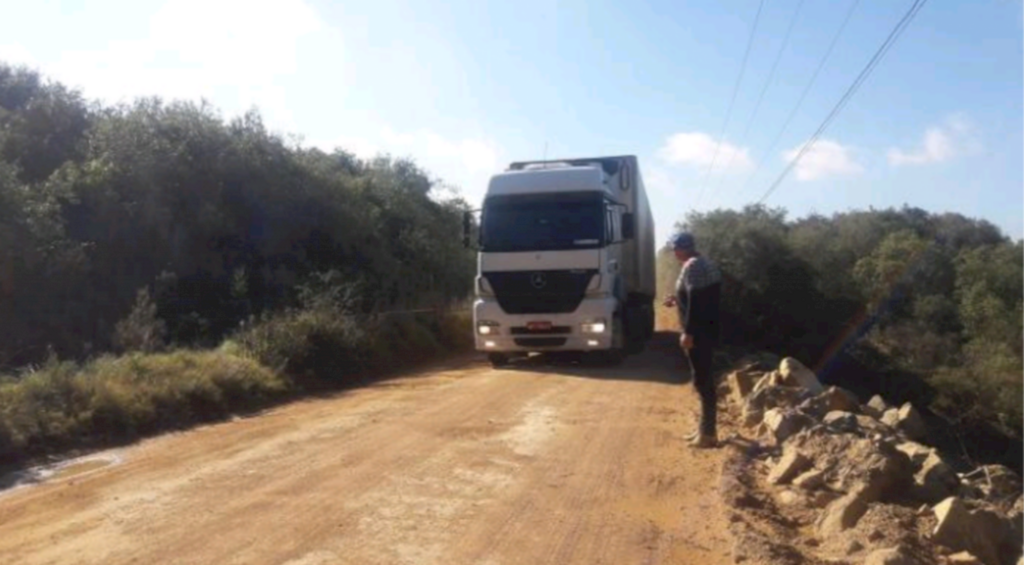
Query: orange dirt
0 335 733 565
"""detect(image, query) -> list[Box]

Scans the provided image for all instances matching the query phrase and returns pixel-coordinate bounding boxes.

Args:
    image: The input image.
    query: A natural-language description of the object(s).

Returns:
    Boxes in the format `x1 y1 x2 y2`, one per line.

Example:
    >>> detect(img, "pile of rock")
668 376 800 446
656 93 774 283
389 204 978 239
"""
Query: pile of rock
722 357 1024 565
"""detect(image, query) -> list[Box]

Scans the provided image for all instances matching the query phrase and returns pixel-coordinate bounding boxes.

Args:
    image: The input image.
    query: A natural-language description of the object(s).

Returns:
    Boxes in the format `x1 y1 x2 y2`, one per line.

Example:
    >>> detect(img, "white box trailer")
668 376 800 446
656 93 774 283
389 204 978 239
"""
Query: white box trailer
465 155 656 366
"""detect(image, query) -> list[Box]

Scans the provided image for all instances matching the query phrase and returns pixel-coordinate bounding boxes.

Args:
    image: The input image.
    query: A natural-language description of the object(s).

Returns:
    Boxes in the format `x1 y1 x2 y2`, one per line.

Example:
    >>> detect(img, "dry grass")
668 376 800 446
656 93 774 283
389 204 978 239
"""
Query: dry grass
0 308 473 466
0 350 287 464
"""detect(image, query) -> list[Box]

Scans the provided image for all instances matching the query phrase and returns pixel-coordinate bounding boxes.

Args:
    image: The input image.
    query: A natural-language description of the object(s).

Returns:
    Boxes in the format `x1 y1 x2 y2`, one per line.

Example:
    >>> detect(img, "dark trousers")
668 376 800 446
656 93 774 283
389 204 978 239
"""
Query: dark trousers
686 343 717 437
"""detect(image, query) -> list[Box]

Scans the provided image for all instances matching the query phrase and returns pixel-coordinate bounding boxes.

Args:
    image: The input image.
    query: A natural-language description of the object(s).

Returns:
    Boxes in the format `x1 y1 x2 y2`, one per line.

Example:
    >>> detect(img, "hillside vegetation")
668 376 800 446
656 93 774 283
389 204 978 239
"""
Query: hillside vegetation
0 62 474 464
1 62 1019 470
658 205 1022 468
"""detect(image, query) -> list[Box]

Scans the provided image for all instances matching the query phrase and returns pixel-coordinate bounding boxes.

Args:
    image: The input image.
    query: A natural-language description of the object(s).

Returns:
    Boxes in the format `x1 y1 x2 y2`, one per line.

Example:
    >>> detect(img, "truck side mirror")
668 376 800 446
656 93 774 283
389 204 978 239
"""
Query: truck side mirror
462 211 472 248
622 213 635 240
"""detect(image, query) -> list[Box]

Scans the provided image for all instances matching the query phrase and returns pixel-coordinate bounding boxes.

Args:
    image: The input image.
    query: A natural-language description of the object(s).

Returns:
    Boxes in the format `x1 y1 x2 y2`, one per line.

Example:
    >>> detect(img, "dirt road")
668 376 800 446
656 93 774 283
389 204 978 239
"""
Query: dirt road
0 335 734 565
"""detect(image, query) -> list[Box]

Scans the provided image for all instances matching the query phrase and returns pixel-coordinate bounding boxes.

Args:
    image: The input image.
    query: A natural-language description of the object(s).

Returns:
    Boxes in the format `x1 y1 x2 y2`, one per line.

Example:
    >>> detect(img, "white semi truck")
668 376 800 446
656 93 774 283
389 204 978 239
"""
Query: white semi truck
464 155 656 367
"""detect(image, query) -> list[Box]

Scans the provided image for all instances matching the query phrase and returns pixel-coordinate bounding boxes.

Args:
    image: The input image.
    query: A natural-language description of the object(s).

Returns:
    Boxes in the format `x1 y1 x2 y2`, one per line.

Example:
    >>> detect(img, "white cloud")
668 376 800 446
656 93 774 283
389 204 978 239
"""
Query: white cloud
643 166 687 245
782 139 863 181
887 115 980 167
0 44 36 66
657 132 753 174
45 0 336 131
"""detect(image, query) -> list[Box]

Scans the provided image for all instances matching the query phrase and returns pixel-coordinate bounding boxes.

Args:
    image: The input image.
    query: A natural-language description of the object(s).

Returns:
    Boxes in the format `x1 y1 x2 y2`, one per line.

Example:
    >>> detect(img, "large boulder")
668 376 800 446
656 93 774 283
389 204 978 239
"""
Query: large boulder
864 546 916 565
752 371 784 394
725 370 759 405
778 357 824 393
763 408 815 444
881 408 901 428
816 482 874 535
857 414 892 436
742 385 814 428
768 447 812 485
832 437 915 498
864 394 889 419
798 386 861 419
895 402 928 441
823 411 861 433
820 386 860 413
914 451 961 503
932 497 1017 565
794 388 860 419
896 441 935 467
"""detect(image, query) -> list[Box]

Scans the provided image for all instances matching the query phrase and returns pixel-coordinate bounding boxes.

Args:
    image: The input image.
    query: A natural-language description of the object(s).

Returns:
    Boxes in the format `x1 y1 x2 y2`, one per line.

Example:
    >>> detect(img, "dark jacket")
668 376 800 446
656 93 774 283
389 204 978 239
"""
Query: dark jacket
676 255 722 347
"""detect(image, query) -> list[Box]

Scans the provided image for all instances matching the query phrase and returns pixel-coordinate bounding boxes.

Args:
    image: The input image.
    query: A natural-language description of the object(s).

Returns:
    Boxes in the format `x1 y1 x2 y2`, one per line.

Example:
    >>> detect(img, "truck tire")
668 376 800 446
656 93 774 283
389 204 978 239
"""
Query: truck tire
624 301 649 355
593 311 627 365
488 353 509 368
618 309 643 352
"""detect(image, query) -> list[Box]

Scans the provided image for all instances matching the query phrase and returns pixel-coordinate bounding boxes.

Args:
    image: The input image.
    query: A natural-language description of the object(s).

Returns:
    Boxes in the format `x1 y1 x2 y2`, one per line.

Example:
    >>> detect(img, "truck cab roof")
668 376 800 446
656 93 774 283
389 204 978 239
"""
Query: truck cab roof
486 164 614 199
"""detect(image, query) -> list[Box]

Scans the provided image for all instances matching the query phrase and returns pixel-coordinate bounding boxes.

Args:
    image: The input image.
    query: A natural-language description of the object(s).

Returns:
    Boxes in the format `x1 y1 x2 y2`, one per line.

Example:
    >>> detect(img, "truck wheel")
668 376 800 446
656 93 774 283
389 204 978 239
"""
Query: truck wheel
624 304 646 355
488 353 509 368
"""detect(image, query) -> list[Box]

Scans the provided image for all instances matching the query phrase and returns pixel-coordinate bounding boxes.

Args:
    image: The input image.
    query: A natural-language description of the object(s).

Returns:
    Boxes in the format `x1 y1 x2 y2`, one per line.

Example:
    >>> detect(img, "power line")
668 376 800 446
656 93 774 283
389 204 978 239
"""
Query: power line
693 0 767 208
739 0 860 199
711 0 806 201
756 0 928 205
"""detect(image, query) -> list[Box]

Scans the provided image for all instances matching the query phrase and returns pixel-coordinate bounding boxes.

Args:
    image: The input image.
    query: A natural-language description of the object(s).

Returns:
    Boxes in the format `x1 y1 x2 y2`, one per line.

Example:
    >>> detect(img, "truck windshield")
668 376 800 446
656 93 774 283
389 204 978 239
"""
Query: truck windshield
480 192 605 252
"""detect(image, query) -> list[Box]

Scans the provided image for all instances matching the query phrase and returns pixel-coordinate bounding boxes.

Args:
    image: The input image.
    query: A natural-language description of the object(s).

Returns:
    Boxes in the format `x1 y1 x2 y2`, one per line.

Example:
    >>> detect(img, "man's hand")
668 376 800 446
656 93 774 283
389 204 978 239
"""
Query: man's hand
679 333 693 351
662 295 677 308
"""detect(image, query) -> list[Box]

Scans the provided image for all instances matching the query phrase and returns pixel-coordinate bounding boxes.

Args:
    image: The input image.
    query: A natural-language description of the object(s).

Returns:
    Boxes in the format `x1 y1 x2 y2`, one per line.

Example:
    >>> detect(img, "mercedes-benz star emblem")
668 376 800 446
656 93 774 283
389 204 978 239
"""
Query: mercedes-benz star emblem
530 272 547 289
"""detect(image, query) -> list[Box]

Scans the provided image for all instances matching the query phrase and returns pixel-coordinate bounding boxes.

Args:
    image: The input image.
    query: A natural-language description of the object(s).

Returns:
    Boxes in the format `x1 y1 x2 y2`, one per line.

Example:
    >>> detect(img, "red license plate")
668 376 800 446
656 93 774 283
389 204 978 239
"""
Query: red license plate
526 321 552 331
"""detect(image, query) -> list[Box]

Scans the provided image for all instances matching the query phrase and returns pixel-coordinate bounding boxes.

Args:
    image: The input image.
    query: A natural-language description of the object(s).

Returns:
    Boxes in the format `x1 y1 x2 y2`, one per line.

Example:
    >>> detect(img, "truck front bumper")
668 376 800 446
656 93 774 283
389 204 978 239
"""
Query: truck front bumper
473 296 618 353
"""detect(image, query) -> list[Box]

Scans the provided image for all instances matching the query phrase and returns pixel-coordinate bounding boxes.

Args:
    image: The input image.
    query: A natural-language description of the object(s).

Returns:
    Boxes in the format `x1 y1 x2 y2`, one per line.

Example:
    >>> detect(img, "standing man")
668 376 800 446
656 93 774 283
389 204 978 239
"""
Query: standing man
663 232 722 448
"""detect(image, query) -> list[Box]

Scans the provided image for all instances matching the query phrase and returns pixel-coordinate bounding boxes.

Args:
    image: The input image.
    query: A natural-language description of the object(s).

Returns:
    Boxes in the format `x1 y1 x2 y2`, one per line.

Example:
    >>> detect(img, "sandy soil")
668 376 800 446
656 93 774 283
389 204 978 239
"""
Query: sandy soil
0 334 734 565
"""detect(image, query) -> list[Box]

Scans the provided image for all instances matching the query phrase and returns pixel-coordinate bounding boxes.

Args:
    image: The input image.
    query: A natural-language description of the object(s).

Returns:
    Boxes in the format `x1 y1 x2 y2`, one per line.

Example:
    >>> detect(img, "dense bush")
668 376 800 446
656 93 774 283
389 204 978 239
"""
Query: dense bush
0 62 475 369
661 205 1022 466
0 61 478 465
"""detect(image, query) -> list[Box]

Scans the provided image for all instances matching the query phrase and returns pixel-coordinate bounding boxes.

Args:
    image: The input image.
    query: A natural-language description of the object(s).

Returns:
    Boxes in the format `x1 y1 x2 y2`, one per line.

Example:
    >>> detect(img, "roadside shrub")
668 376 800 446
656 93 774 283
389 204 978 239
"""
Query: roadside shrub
434 309 474 350
236 308 371 381
236 307 473 384
0 350 286 464
113 288 167 353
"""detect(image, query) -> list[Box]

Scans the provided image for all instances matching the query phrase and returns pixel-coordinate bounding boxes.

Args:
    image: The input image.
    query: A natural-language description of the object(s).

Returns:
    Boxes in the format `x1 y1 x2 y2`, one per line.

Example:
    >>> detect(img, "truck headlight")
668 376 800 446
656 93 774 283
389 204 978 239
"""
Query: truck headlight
477 320 500 335
581 319 607 334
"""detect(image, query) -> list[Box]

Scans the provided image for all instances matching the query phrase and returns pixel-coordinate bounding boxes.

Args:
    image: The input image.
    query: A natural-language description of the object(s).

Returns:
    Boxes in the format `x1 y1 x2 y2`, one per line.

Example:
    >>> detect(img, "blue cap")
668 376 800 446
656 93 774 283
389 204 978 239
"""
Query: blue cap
670 232 696 252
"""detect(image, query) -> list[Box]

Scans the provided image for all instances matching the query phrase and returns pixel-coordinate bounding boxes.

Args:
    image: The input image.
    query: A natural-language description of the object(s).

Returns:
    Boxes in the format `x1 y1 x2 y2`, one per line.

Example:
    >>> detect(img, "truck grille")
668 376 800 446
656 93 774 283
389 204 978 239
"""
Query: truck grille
485 270 596 314
514 337 568 348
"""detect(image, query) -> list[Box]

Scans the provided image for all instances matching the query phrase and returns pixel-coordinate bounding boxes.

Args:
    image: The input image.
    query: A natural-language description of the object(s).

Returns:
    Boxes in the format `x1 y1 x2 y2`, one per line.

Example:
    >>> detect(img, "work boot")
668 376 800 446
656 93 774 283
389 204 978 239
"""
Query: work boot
689 434 717 449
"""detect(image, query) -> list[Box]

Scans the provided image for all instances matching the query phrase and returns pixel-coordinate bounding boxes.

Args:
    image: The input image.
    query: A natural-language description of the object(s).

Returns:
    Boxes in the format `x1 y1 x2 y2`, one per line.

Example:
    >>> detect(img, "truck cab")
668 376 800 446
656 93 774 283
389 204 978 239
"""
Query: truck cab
467 156 655 367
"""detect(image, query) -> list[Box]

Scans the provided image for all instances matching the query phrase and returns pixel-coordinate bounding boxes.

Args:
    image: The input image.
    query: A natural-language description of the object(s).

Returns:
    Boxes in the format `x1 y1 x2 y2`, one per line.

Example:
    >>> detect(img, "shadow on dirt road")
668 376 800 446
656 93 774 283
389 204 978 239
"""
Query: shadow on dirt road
500 331 693 385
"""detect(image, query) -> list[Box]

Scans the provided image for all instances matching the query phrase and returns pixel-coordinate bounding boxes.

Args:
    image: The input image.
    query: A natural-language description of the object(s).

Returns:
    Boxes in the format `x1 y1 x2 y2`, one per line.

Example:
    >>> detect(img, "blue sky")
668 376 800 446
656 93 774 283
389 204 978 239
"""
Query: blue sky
3 0 1021 243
